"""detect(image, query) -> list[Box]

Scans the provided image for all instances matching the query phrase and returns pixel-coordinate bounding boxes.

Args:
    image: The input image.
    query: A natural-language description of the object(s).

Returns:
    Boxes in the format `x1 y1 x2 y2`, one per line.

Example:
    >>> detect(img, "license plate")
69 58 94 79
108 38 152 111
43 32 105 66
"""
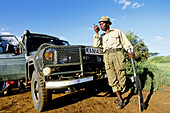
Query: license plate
85 47 103 55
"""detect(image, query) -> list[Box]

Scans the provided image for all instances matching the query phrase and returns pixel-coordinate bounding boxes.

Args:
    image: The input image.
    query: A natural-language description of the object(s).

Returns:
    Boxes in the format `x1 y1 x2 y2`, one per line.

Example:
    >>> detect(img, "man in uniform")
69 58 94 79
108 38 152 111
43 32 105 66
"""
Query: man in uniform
93 16 135 109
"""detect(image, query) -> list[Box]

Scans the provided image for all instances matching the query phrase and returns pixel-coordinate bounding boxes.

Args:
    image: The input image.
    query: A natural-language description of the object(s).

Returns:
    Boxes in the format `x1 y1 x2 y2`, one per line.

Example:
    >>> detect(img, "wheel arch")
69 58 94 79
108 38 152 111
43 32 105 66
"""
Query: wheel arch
25 61 35 85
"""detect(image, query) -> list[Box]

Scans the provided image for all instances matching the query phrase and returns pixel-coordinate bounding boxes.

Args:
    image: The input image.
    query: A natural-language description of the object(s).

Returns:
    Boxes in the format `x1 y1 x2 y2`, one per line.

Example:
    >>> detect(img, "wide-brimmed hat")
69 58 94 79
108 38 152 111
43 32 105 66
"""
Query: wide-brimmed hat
99 16 112 25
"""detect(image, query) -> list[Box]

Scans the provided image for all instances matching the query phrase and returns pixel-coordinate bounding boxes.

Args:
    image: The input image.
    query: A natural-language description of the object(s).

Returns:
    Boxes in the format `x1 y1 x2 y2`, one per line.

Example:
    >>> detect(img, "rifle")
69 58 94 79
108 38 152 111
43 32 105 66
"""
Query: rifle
130 49 146 112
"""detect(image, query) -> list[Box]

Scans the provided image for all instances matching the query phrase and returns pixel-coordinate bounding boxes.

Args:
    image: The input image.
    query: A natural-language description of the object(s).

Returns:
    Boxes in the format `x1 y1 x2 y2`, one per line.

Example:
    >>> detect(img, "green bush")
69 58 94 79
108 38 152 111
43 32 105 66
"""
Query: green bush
148 56 170 63
126 61 170 91
125 32 170 91
141 62 170 91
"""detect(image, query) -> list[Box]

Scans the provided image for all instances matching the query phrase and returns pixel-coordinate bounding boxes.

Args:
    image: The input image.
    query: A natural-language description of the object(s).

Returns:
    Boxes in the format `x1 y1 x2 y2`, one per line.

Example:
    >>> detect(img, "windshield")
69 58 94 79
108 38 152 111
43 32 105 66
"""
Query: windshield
27 34 69 53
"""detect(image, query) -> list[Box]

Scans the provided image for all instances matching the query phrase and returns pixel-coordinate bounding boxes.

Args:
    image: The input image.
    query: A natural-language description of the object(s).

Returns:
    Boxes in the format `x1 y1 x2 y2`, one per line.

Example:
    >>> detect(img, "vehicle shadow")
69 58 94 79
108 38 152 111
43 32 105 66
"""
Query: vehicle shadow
123 68 154 110
46 78 110 111
0 84 31 97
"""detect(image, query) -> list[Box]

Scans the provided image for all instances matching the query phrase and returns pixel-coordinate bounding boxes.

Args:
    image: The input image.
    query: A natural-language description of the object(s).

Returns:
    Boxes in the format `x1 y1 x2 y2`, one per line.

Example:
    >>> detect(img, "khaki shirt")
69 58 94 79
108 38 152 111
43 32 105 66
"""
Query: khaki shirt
93 29 133 52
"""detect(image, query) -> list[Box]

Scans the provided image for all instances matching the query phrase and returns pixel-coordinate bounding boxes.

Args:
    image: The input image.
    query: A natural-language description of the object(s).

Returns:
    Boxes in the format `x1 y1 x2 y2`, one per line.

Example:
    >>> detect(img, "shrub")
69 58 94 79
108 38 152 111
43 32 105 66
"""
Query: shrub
148 56 170 63
125 32 170 91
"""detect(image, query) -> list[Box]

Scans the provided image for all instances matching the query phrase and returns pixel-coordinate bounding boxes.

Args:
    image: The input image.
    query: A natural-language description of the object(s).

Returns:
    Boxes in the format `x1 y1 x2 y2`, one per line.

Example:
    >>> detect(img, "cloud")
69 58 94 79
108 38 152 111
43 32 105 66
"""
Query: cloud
155 36 163 41
0 28 5 31
88 27 93 31
118 0 126 4
0 32 11 35
122 1 131 9
114 0 144 10
111 17 117 21
0 28 11 35
131 2 144 9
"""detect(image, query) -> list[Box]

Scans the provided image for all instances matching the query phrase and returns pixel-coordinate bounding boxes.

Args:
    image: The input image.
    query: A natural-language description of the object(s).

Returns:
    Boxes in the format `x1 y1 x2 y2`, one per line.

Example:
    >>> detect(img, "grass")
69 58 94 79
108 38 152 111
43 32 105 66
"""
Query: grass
126 56 170 91
142 62 170 91
155 63 170 73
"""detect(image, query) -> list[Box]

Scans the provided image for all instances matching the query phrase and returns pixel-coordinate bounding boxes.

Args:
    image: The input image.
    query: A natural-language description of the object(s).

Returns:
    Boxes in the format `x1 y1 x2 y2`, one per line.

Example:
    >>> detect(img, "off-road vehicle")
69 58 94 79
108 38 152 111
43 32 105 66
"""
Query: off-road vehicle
0 30 106 112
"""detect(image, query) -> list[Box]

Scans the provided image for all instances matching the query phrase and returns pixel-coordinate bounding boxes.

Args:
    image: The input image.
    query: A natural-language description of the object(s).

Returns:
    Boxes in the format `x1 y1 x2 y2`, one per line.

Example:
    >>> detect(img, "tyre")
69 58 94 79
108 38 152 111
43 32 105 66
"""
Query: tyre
31 70 52 112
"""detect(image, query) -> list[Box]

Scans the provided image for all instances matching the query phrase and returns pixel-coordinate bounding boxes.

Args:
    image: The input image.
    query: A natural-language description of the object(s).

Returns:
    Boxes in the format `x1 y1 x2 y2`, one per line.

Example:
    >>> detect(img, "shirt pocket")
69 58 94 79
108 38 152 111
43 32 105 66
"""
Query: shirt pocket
109 35 119 46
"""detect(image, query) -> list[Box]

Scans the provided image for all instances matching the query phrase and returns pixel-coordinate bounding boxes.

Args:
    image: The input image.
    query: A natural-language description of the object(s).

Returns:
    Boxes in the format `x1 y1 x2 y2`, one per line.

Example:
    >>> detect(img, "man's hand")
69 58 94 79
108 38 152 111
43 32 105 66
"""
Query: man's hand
94 25 100 34
129 52 135 58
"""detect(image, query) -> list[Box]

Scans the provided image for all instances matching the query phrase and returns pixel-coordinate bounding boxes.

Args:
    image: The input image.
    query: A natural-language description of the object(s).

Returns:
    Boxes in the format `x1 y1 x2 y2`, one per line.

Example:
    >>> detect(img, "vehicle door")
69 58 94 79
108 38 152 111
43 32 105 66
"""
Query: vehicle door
0 35 26 81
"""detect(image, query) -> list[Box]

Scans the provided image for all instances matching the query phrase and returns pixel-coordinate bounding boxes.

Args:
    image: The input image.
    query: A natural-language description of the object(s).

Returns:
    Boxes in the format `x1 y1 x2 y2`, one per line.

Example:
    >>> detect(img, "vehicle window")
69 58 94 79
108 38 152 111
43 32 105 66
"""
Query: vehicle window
0 36 19 54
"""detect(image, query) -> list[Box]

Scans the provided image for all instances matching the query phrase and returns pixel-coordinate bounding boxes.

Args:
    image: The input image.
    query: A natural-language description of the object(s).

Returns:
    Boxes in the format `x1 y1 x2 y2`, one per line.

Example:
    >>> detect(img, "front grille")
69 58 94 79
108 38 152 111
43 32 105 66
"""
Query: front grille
43 46 80 65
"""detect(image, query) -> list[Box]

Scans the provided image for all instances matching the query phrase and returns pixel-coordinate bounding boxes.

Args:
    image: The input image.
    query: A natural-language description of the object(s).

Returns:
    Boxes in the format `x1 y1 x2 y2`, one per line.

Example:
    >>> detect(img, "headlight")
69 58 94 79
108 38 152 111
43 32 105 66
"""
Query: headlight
45 51 53 60
43 67 51 76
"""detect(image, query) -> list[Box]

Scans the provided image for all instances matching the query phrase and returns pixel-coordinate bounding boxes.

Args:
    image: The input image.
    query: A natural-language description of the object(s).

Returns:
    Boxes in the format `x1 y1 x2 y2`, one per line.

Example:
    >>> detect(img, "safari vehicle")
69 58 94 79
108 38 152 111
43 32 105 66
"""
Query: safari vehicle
0 30 106 112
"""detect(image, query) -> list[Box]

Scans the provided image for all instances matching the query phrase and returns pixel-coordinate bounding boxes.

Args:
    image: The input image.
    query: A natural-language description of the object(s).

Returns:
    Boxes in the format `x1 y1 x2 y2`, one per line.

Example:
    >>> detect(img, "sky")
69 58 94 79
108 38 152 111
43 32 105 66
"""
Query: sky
0 0 170 56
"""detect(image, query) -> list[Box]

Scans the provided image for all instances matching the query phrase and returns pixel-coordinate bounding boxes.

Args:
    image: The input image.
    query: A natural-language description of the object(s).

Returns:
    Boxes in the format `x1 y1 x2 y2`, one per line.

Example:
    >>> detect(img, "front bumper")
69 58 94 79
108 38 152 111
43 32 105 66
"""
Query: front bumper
45 76 93 89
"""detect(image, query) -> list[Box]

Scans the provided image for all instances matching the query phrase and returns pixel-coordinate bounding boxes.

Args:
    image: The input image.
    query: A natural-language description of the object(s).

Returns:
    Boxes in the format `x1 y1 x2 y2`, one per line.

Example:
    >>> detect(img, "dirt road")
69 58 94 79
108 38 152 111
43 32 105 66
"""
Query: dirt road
0 84 170 113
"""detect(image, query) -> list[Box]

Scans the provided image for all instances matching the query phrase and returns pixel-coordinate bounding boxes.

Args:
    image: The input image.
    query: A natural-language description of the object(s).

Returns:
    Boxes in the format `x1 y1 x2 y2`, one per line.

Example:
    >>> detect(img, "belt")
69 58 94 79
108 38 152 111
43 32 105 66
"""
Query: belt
105 48 122 53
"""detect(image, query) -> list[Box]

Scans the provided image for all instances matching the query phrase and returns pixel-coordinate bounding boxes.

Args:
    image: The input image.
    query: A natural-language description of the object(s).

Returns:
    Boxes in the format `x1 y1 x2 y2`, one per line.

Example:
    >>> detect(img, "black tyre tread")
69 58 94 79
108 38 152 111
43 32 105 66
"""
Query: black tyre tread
31 71 52 112
40 79 48 111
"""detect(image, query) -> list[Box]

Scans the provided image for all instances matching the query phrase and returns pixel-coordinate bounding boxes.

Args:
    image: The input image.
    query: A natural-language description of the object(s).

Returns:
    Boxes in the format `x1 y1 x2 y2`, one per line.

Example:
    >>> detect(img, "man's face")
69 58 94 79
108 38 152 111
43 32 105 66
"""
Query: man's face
99 22 108 31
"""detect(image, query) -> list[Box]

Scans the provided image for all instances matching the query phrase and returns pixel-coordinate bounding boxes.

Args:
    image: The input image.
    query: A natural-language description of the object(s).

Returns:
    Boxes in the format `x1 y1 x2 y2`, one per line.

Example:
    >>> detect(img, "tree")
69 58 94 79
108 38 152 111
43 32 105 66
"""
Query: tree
125 31 150 75
149 52 159 57
126 31 149 62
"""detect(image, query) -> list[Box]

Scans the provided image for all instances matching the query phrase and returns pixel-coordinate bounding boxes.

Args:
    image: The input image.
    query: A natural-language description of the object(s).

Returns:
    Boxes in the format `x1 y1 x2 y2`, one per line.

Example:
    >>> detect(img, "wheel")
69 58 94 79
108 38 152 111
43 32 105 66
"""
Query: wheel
31 70 52 112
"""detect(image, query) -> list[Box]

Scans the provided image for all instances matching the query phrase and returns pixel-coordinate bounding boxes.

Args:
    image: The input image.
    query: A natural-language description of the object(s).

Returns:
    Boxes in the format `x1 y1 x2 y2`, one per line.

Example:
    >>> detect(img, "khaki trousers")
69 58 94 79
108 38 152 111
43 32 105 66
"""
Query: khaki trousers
104 51 126 92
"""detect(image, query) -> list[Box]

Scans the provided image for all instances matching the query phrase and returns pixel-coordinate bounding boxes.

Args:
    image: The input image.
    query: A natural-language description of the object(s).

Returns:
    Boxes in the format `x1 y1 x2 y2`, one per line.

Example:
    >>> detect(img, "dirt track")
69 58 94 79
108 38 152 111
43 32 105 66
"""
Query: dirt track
0 83 170 113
